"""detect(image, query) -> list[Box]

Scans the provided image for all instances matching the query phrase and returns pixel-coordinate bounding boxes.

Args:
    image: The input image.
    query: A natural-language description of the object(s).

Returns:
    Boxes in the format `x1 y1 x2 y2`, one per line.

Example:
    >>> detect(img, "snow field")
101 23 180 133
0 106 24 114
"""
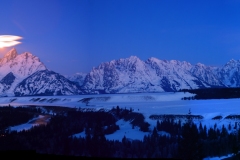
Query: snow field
5 92 240 139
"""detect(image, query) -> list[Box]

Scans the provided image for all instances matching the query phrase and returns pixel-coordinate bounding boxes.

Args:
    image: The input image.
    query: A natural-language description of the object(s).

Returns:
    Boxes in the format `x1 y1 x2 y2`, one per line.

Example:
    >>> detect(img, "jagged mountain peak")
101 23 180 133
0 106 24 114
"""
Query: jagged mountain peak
229 59 237 62
224 59 240 66
19 52 38 60
110 56 141 64
79 56 233 93
22 52 32 56
1 48 18 64
110 56 140 65
127 55 140 61
195 63 206 68
0 49 42 65
146 57 192 70
4 48 17 57
0 49 46 76
222 59 240 70
3 48 240 95
126 56 144 65
147 57 166 63
169 60 192 68
96 56 144 71
0 49 48 96
147 57 174 64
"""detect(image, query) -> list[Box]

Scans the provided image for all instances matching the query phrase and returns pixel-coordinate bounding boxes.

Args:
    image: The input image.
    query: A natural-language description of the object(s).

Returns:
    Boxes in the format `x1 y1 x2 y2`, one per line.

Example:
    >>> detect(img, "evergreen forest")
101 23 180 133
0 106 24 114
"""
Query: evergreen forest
0 105 239 159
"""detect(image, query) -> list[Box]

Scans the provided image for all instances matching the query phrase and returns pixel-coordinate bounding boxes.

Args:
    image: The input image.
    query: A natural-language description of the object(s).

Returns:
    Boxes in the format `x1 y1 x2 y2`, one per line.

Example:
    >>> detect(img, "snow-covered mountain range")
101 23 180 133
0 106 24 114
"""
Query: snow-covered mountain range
0 48 81 96
76 56 240 94
14 70 82 96
1 48 240 96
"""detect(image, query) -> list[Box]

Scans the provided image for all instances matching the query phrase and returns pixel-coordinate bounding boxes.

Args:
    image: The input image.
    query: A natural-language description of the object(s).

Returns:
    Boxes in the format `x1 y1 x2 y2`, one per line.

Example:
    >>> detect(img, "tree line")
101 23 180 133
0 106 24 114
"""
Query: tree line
0 106 239 158
0 105 41 132
180 87 240 99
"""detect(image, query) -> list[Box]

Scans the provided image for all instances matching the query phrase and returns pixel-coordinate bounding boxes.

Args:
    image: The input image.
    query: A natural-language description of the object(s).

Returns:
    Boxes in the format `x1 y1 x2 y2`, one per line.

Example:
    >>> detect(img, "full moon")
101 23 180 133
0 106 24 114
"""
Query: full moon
0 35 22 48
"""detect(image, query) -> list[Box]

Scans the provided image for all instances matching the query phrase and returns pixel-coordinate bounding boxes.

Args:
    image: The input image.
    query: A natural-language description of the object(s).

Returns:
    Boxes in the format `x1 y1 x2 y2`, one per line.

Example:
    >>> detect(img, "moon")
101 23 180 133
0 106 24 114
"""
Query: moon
0 35 23 48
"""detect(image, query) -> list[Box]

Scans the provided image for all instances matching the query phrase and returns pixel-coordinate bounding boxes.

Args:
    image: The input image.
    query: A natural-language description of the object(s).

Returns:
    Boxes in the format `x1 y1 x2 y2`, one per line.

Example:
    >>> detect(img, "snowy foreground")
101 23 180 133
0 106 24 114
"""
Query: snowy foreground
3 92 240 131
1 92 240 159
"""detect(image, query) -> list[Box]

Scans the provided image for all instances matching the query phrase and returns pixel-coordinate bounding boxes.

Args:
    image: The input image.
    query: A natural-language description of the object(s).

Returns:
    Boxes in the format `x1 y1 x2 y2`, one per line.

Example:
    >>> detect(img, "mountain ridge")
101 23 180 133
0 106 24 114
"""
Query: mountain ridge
2 48 240 96
0 48 82 96
73 56 240 94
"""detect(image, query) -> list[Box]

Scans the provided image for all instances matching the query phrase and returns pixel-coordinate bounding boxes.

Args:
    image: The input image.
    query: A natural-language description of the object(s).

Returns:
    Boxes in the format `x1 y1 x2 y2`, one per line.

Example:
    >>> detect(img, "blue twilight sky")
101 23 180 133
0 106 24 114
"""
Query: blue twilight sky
1 0 240 75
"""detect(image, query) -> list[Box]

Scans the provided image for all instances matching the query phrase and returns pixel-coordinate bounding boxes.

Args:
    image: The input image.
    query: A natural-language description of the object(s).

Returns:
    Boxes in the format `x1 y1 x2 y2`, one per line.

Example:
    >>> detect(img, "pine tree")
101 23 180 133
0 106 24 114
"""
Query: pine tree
178 110 203 159
152 127 158 138
214 123 217 130
116 106 120 117
199 123 207 139
221 125 228 138
156 120 160 131
203 125 207 139
199 122 203 131
228 123 232 131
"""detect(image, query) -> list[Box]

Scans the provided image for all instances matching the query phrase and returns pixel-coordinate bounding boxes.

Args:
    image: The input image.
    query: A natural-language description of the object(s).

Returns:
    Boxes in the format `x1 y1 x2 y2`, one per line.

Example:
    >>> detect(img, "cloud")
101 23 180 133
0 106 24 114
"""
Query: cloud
0 35 23 48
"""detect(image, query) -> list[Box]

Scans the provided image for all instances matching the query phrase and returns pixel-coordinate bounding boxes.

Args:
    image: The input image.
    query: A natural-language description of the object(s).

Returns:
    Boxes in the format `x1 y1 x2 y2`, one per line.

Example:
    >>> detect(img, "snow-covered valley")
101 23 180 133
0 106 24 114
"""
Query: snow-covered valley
2 92 240 159
5 92 240 135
